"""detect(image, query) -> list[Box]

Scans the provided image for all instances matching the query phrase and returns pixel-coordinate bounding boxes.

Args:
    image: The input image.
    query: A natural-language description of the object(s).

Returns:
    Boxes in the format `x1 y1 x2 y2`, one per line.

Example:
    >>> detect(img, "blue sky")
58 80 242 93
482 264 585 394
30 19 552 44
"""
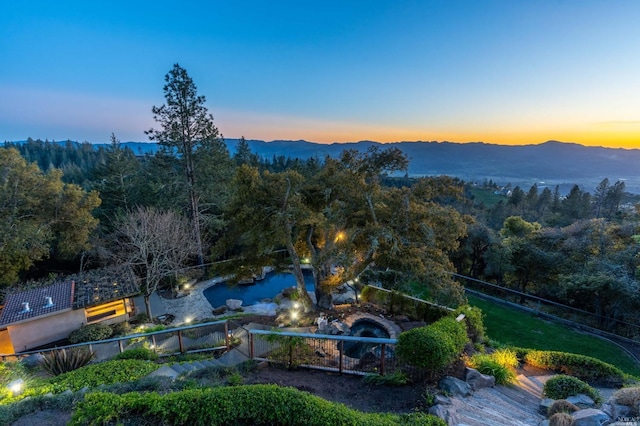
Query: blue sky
2 1 639 148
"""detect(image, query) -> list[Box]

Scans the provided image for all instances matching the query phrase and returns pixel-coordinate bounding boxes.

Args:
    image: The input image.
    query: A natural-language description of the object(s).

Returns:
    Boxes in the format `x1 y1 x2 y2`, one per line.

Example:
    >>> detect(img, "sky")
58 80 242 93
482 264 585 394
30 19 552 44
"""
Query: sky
1 1 640 149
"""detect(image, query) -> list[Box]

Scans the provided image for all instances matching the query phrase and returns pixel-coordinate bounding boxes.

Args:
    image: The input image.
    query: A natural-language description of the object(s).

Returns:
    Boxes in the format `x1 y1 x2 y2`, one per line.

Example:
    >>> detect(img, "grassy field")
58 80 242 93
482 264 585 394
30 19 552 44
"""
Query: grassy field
468 294 640 377
467 187 505 207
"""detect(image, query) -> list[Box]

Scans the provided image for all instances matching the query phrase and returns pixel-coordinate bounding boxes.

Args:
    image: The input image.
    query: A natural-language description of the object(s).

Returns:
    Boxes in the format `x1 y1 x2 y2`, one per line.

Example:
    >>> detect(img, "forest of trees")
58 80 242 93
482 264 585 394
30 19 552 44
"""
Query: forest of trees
2 64 639 332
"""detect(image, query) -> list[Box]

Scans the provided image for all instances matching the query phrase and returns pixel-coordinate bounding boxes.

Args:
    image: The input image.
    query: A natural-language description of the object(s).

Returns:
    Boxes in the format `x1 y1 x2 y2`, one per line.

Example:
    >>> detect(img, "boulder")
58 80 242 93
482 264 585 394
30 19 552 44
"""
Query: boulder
567 394 596 408
438 376 473 397
327 320 350 335
226 299 243 310
464 367 495 390
332 286 356 304
434 394 452 405
213 306 227 315
572 408 610 426
601 402 633 421
428 404 460 425
539 398 556 416
20 353 45 368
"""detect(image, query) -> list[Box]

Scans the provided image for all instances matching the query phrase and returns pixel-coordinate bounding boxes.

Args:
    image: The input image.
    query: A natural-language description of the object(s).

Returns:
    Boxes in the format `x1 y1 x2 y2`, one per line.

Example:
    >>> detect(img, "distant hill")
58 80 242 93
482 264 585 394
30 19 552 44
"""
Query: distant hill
6 138 640 193
220 139 640 194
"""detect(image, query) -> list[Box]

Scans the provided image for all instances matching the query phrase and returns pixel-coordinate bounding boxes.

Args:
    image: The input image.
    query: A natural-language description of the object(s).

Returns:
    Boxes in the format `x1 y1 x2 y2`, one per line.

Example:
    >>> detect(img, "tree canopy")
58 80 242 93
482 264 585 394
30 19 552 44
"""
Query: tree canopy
0 148 100 285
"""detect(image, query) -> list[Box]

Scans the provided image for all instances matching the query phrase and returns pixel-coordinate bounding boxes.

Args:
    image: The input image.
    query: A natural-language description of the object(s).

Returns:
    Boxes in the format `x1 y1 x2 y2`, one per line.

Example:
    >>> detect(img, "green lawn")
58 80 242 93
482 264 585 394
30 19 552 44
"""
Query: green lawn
467 187 505 207
468 294 640 377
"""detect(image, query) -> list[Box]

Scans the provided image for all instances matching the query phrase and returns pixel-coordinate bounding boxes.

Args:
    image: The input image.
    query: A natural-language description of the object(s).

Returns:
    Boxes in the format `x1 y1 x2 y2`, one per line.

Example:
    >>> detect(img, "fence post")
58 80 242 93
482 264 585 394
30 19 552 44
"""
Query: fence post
288 336 294 368
178 330 184 354
249 332 254 359
225 322 230 350
380 344 386 376
118 339 124 353
339 340 344 374
152 335 157 353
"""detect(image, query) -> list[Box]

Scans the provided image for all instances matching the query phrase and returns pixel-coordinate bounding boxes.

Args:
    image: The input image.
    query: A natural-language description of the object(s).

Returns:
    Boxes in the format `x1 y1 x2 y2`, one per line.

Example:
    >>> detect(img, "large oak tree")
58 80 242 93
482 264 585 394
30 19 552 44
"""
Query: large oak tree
218 147 468 310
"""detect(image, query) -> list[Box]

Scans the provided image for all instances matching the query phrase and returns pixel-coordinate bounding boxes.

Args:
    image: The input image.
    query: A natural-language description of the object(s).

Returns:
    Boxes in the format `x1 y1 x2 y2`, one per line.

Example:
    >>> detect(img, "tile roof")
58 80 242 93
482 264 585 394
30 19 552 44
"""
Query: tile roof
0 281 74 326
71 265 139 309
0 265 140 327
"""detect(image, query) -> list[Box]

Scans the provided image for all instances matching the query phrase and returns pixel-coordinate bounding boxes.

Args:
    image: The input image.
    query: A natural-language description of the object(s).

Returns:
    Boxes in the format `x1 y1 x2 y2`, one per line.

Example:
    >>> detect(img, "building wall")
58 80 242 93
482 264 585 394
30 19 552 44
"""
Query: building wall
7 309 86 353
0 329 15 355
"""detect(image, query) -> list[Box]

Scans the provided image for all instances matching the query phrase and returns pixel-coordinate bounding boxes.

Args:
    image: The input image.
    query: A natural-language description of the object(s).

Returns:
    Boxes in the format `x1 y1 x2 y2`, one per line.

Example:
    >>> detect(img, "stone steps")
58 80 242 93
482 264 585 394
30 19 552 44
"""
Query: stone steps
146 322 274 379
448 388 543 426
449 376 548 426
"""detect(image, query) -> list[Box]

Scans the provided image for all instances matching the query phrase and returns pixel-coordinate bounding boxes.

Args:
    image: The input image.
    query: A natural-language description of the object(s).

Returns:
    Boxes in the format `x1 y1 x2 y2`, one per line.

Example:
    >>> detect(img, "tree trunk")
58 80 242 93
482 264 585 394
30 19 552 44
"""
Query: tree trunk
144 294 154 320
286 240 314 311
313 269 333 310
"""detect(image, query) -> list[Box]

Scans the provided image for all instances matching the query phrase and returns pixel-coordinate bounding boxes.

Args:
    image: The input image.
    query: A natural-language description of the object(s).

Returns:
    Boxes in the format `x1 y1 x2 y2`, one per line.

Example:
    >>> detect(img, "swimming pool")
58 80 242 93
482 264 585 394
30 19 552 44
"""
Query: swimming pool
203 271 315 307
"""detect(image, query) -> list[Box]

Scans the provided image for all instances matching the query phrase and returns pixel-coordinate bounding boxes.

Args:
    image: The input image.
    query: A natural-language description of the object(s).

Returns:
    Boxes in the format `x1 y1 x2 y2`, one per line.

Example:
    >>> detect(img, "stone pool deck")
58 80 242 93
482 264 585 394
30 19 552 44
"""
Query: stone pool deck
145 277 287 326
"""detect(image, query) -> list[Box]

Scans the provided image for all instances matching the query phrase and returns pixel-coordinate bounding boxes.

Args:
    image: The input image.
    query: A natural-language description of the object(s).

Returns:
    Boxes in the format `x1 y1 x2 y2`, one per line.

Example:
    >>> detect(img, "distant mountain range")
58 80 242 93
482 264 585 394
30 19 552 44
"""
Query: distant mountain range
8 138 640 194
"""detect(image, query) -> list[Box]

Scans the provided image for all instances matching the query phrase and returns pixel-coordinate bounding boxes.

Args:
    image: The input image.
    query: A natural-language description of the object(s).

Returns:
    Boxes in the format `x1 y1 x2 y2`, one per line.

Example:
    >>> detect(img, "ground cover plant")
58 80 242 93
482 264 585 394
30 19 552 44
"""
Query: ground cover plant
47 359 158 392
468 294 640 376
70 385 446 426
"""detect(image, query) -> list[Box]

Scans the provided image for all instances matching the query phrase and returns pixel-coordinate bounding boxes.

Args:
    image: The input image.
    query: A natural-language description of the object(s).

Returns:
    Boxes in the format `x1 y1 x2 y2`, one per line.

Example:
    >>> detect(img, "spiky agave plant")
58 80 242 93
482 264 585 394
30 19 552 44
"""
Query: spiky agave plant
40 347 95 376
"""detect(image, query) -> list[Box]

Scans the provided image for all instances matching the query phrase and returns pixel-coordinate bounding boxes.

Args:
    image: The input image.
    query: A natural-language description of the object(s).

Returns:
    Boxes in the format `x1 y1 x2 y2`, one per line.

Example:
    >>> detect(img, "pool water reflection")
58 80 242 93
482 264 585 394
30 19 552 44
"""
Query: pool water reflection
203 271 315 307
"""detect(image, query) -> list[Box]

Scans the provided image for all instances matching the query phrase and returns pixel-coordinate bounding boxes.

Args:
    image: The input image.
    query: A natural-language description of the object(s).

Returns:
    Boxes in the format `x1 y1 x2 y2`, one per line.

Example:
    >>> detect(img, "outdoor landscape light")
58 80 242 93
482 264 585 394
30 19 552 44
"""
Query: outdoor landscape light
7 379 24 395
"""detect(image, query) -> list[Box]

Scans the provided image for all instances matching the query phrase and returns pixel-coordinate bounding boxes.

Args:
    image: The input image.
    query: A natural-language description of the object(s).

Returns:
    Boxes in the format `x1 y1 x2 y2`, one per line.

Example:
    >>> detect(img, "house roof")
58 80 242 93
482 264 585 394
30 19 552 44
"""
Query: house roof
71 265 139 309
0 265 140 327
0 281 74 326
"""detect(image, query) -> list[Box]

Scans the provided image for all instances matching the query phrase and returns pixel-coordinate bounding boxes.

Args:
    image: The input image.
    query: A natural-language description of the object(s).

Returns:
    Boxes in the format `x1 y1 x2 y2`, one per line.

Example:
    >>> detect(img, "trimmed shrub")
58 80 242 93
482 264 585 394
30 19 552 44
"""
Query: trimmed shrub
113 347 159 361
68 323 113 344
454 305 485 343
48 359 158 392
70 385 447 426
543 375 601 403
524 350 625 385
397 316 467 376
548 399 579 416
548 412 575 426
40 348 95 376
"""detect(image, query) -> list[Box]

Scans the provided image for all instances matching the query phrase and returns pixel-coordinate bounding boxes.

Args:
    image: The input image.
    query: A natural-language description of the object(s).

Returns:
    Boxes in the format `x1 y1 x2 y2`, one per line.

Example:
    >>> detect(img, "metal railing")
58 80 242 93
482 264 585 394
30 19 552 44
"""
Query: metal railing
1 319 232 362
249 329 399 376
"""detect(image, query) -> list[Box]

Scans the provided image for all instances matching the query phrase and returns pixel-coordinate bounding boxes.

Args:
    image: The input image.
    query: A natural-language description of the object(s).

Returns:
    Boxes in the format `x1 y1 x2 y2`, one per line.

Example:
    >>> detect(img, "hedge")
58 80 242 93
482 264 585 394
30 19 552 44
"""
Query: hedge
68 323 113 344
397 316 467 375
522 349 626 385
70 385 447 426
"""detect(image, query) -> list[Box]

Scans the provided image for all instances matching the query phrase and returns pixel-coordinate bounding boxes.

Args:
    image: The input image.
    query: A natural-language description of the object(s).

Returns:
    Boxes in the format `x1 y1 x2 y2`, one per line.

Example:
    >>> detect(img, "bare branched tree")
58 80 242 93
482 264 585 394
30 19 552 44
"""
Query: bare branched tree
113 206 197 319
